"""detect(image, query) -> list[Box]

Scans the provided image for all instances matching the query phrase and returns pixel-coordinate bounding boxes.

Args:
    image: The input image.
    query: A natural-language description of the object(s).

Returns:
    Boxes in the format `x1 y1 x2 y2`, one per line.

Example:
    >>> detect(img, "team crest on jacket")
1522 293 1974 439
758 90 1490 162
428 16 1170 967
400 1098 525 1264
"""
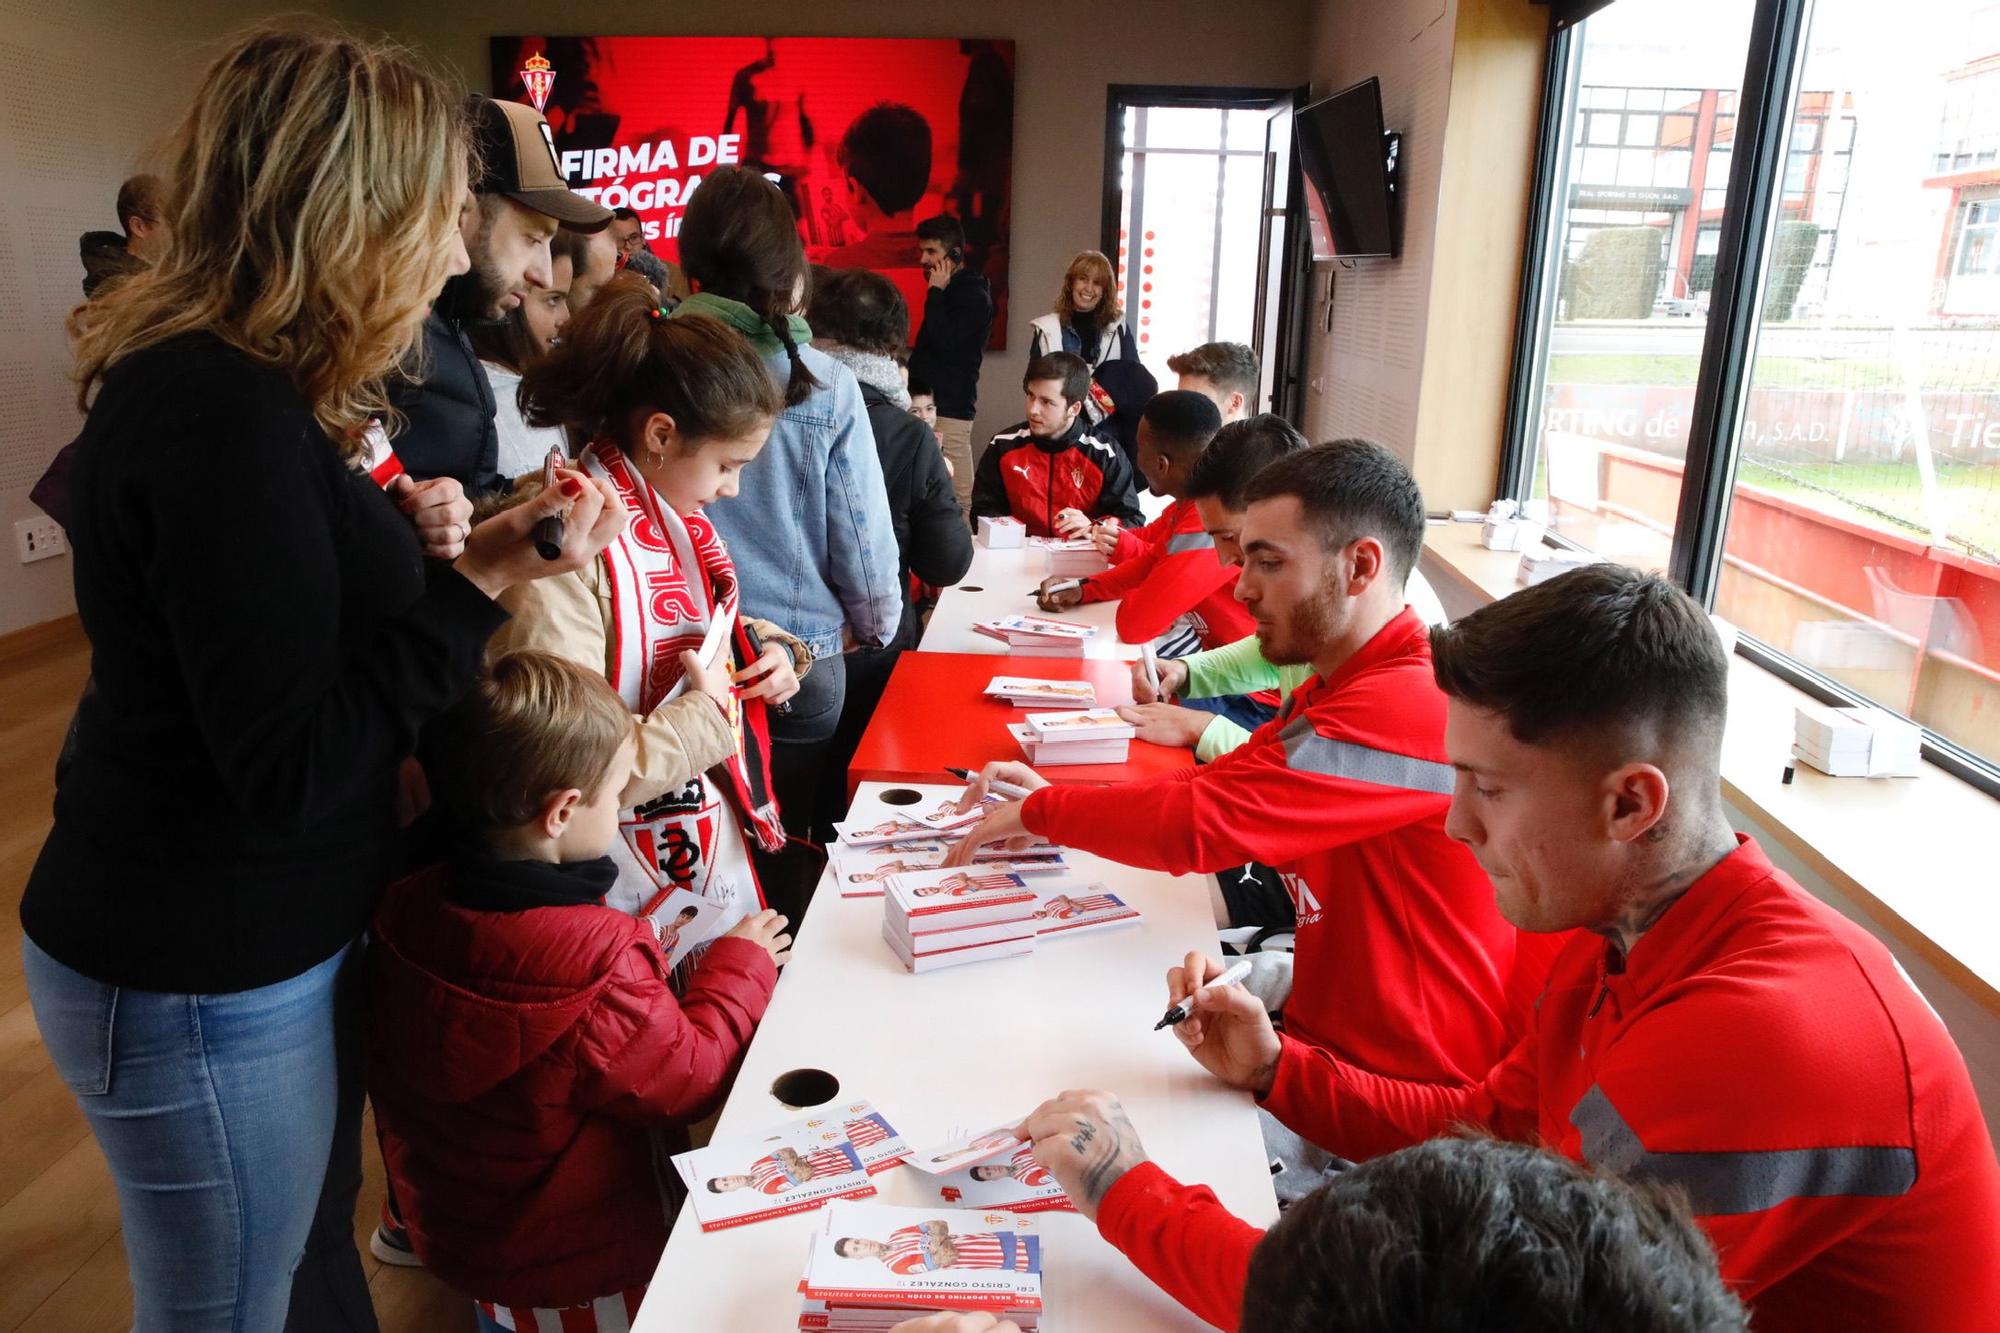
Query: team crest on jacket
1069 465 1084 488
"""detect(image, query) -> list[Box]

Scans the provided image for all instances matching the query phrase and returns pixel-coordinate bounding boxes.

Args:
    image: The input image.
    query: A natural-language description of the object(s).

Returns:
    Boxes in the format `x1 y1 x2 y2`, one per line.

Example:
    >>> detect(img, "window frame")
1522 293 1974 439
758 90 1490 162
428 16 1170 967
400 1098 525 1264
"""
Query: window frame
1499 0 2000 798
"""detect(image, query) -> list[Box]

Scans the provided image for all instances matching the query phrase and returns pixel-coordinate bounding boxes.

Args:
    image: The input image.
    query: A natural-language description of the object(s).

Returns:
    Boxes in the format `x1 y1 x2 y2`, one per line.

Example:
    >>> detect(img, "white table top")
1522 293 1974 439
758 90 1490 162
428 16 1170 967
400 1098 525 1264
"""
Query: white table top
921 543 1142 661
641 782 1278 1331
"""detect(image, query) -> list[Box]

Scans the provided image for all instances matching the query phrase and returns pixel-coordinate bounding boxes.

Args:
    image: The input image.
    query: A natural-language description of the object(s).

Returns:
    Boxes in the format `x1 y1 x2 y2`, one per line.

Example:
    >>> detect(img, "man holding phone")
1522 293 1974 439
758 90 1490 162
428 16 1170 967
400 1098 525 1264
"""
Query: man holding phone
911 214 994 516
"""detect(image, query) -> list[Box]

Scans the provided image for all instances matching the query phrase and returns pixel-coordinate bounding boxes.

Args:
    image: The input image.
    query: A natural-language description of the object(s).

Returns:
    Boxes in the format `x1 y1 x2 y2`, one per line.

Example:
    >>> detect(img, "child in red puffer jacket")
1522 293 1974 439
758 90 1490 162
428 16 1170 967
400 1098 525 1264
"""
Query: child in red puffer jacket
367 651 790 1331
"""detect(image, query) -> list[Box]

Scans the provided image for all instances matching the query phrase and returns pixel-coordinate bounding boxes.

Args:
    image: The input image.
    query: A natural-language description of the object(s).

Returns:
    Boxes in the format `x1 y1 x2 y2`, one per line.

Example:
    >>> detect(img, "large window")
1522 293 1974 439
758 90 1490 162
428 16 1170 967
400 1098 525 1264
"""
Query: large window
1508 0 2000 787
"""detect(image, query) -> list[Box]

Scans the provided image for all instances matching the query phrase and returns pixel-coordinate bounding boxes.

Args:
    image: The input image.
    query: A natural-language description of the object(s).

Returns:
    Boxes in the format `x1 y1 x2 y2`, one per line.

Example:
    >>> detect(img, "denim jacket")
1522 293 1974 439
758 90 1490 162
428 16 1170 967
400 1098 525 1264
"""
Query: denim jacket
670 293 902 657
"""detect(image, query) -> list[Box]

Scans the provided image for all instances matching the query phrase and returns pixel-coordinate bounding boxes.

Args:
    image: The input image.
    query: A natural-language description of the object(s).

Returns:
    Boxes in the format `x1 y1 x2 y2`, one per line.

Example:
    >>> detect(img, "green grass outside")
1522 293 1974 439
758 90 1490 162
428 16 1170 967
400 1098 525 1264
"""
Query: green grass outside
1734 458 2000 558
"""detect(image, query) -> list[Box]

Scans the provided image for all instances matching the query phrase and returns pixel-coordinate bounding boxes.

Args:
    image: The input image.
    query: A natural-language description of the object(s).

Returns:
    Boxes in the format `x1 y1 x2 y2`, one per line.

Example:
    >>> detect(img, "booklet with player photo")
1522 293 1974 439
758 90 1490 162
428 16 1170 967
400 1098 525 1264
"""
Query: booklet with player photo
982 676 1096 708
915 1142 1074 1214
673 1121 875 1232
640 887 728 969
905 1123 1024 1175
1031 887 1141 937
800 1201 1044 1314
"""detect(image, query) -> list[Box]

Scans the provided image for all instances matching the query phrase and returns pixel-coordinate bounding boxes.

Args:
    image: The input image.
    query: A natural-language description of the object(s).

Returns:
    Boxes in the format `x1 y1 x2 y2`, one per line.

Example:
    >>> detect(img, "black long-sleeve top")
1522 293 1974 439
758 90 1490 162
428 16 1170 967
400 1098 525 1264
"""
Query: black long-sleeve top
20 334 509 993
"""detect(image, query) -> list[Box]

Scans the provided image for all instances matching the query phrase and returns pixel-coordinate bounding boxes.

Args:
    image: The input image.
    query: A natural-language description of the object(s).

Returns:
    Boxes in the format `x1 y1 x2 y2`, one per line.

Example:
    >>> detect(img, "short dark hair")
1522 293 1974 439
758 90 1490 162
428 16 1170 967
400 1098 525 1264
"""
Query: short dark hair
611 206 641 222
1186 414 1308 509
1025 351 1091 408
1240 1137 1747 1333
808 267 911 356
915 214 966 253
907 370 935 399
838 103 932 215
1139 390 1222 459
1167 341 1260 399
116 174 163 235
1429 564 1730 753
1241 439 1425 586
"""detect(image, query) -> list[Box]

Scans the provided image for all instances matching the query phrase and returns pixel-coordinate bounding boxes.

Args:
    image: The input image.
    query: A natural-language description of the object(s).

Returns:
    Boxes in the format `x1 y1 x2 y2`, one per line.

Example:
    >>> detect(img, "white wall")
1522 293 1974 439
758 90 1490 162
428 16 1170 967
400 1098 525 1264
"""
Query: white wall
0 1 358 636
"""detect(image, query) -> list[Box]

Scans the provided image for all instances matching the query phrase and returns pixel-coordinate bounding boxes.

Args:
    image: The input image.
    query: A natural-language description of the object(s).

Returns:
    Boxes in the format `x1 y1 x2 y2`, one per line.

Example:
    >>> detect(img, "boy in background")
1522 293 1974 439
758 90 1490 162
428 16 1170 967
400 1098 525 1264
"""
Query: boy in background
368 652 790 1332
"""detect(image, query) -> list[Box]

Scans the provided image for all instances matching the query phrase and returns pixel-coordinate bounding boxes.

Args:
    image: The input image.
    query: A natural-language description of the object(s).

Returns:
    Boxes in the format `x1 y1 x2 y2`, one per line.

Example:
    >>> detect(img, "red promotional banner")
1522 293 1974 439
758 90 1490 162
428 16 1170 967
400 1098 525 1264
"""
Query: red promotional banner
491 36 1014 346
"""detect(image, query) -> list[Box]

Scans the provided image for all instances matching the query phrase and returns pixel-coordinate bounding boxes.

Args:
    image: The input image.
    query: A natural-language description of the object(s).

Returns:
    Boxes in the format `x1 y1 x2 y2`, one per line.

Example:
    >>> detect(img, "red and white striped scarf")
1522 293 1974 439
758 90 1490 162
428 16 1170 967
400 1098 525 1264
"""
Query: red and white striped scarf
474 1287 645 1333
585 440 781 942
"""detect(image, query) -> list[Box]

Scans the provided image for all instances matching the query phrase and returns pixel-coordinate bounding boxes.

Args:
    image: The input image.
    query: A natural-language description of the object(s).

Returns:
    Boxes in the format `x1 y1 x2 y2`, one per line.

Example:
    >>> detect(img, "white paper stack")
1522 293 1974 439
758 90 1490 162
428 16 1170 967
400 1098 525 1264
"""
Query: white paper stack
1031 886 1141 937
830 841 1071 898
1792 703 1922 777
983 675 1097 708
976 515 1025 548
1041 538 1107 577
1516 547 1598 586
972 614 1097 657
1008 708 1137 766
796 1201 1044 1331
882 867 1042 972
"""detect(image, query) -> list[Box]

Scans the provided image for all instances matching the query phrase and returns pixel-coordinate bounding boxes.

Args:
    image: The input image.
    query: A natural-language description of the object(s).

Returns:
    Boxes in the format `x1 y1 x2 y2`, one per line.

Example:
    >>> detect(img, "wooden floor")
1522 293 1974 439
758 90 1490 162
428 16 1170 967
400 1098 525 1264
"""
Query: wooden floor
0 621 470 1331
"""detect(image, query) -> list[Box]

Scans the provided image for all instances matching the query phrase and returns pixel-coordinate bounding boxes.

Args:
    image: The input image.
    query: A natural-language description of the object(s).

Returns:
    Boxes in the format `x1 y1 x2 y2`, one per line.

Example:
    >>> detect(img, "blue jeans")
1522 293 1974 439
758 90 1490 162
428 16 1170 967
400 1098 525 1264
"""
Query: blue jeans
1183 691 1280 736
24 934 375 1333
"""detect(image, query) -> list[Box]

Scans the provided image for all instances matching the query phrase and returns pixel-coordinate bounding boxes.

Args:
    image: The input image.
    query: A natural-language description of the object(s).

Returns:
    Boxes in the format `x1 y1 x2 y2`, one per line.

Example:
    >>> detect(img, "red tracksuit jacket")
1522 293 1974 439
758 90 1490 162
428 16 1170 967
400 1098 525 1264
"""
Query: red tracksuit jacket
1095 838 2000 1331
1021 610 1542 1087
969 418 1145 537
1079 498 1253 650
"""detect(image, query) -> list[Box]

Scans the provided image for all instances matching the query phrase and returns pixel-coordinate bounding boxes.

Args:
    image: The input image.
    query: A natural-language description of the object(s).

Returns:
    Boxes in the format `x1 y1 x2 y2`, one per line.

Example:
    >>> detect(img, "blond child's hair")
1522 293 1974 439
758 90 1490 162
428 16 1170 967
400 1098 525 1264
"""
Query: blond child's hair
426 651 634 833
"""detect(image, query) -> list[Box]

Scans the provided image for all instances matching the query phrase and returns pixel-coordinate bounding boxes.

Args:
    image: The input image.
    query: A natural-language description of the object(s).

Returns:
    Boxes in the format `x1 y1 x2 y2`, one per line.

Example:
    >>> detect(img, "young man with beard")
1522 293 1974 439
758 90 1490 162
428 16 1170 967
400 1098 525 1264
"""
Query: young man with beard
389 96 611 497
947 441 1551 1102
1053 565 2000 1333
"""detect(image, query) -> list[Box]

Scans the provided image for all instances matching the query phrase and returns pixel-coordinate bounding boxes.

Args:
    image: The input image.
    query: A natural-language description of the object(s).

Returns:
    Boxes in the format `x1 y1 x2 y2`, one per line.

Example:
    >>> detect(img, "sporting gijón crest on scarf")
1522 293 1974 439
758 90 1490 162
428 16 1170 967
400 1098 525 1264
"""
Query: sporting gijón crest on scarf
584 440 783 941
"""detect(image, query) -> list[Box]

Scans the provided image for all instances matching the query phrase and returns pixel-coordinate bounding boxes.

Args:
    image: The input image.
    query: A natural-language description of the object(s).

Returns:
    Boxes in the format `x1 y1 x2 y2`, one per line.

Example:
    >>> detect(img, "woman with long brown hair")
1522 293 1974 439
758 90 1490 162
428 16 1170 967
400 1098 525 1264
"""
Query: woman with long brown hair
21 23 621 1328
1027 249 1139 374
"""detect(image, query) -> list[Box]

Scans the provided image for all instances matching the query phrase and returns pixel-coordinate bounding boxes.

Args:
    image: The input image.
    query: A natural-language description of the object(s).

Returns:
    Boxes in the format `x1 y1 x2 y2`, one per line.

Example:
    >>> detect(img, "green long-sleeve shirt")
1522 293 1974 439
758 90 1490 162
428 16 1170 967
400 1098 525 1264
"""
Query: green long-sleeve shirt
1180 635 1315 762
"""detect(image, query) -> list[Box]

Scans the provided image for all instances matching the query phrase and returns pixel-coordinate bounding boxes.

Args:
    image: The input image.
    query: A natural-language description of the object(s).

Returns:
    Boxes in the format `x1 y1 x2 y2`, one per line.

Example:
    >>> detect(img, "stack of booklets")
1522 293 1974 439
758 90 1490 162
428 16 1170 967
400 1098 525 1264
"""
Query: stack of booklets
1031 886 1141 937
983 675 1096 708
1042 538 1107 577
831 840 1070 899
671 1100 913 1231
972 614 1097 657
797 1201 1044 1331
882 866 1043 972
1008 708 1138 765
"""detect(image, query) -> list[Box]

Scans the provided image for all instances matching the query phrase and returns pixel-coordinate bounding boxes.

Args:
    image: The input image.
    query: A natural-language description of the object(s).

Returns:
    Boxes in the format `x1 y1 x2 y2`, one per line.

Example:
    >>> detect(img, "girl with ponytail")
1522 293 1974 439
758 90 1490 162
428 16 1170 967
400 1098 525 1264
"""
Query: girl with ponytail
670 166 902 872
494 275 811 956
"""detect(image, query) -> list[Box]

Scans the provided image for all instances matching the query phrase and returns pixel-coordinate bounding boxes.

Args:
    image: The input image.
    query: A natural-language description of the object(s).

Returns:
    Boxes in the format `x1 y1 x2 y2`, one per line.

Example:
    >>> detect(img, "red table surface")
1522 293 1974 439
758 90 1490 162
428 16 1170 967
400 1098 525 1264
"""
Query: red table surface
846 652 1196 794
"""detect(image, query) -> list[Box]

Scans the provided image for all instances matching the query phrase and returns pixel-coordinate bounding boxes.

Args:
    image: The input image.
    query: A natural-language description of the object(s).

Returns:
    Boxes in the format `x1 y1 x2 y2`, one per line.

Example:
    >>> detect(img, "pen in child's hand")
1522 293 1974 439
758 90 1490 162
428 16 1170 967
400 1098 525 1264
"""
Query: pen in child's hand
1155 958 1253 1030
534 447 566 560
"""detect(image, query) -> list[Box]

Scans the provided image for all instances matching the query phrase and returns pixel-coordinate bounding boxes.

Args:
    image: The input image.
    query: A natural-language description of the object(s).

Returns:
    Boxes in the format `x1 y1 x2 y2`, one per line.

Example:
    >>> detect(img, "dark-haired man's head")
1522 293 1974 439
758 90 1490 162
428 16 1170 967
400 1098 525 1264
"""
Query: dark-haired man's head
1168 342 1259 422
1023 352 1091 440
840 103 932 236
916 214 967 282
1235 439 1424 670
1185 414 1308 566
1240 1136 1746 1333
1133 390 1223 498
610 206 647 262
117 174 167 261
1430 565 1735 940
808 267 911 357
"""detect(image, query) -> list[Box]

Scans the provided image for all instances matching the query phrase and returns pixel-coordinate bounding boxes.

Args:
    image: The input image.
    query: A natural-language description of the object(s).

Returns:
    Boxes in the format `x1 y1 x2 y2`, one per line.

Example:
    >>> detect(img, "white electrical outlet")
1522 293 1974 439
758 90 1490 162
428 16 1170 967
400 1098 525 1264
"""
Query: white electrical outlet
14 517 66 564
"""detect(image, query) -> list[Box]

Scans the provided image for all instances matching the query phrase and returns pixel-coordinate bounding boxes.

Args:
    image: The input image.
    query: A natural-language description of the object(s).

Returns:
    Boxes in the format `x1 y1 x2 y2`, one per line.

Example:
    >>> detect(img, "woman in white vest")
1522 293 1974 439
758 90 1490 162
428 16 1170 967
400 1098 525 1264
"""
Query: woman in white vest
492 277 811 981
1026 250 1140 423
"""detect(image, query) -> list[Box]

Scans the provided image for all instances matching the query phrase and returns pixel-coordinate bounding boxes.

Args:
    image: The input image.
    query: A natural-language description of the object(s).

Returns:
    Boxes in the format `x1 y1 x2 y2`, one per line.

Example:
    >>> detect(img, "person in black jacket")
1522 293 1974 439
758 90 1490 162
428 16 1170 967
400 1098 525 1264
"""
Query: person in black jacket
810 266 974 834
28 27 625 1332
911 214 994 517
389 95 612 497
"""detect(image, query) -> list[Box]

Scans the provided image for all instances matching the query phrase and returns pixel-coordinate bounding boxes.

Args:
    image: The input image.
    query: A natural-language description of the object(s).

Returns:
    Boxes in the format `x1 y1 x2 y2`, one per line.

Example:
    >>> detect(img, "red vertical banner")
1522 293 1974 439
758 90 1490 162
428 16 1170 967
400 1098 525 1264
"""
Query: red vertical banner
491 36 1014 347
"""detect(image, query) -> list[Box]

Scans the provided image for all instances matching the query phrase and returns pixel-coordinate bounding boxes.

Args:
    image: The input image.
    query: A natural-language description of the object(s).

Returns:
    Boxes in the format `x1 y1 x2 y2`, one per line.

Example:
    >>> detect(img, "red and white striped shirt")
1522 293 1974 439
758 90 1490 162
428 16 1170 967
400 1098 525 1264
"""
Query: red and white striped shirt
1005 1145 1053 1187
749 1147 854 1195
1041 893 1119 920
474 1286 645 1333
845 1115 892 1149
884 1227 1023 1274
916 872 1021 898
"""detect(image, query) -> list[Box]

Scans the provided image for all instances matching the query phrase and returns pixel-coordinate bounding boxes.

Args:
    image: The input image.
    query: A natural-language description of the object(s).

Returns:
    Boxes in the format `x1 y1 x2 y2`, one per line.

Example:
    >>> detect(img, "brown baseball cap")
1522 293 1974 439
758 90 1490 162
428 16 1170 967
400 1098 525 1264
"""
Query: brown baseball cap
468 95 612 232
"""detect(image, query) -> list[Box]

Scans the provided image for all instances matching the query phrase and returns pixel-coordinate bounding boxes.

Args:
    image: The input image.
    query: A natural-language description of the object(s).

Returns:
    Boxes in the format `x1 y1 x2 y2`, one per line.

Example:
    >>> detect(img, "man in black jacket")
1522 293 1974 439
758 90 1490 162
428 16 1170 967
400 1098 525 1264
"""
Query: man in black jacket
911 214 994 518
810 268 974 834
391 96 611 496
